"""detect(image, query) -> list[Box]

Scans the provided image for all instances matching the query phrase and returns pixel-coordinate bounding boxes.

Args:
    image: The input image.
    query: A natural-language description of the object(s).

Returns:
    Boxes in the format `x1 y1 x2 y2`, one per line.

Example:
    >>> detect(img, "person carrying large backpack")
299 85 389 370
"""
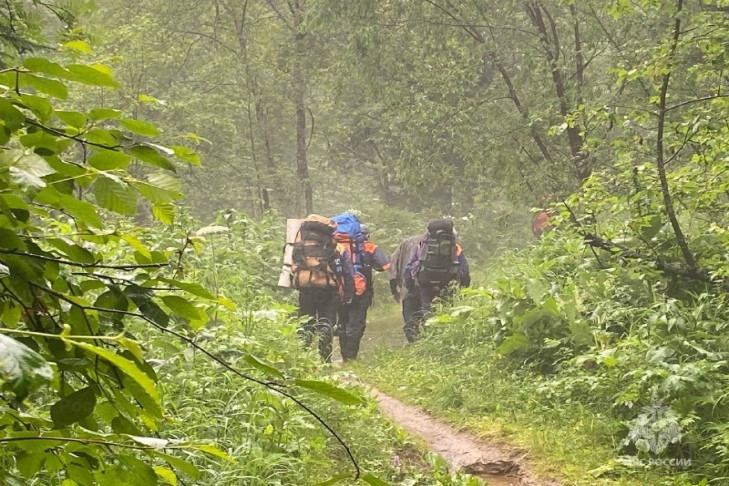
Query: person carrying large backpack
331 214 389 361
403 219 470 339
290 214 354 362
389 234 424 343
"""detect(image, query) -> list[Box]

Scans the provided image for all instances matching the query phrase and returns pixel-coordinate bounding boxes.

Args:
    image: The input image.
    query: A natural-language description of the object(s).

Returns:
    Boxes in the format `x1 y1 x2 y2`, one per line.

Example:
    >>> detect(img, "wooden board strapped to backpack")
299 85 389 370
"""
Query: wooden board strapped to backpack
278 218 304 288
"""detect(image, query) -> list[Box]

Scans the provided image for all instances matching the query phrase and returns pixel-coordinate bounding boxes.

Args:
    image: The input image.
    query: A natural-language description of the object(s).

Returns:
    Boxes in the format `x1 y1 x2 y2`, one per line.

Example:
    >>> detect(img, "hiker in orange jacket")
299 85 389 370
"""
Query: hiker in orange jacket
337 223 390 361
532 193 555 238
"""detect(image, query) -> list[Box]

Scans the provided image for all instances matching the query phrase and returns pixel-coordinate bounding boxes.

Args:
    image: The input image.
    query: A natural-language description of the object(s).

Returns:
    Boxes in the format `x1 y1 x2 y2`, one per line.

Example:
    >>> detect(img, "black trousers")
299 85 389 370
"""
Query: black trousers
402 290 423 343
407 285 456 341
298 288 338 361
338 292 372 360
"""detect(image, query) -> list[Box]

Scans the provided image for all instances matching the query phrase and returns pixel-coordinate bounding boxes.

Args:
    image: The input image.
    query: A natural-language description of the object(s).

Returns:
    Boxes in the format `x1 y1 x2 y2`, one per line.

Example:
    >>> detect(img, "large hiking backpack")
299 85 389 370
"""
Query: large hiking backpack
290 215 340 289
417 219 459 286
331 213 367 295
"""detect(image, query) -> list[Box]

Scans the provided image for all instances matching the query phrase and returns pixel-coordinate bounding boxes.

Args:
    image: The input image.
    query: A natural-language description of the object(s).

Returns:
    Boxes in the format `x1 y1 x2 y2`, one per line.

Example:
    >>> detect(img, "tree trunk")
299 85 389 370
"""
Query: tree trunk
292 3 313 216
526 2 589 181
224 0 273 213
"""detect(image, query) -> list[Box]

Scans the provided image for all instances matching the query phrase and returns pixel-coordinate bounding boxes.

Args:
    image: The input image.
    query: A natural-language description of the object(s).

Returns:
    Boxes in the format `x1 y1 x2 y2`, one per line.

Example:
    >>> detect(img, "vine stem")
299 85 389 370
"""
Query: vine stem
0 436 188 451
0 249 168 269
0 327 122 342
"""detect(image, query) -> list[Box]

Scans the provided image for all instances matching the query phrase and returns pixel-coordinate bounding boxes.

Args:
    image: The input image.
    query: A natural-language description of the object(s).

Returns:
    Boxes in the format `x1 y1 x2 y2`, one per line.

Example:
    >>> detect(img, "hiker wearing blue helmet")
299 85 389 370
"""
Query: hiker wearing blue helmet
332 215 390 361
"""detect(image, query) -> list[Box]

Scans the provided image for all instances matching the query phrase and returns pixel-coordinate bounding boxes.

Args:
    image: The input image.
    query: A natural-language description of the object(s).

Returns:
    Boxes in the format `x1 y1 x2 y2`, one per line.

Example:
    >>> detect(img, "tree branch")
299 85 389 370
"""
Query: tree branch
584 233 728 291
26 120 122 151
0 249 168 269
0 435 187 450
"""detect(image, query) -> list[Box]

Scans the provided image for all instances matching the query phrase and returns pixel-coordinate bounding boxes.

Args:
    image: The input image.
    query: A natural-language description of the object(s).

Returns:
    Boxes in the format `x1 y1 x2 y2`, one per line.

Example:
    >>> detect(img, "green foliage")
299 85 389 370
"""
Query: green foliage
0 334 53 400
0 80 471 480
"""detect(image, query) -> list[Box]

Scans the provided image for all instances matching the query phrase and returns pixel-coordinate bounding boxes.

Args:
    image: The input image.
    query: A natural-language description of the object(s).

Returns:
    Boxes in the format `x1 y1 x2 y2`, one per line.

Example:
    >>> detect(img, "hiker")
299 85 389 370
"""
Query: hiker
291 214 354 362
333 215 389 361
532 210 553 238
389 234 423 343
404 219 470 336
532 194 555 238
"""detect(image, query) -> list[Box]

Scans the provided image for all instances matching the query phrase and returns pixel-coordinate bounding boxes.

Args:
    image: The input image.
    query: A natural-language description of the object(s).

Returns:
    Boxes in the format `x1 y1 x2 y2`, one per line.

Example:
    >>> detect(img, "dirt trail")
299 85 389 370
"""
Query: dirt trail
349 378 561 486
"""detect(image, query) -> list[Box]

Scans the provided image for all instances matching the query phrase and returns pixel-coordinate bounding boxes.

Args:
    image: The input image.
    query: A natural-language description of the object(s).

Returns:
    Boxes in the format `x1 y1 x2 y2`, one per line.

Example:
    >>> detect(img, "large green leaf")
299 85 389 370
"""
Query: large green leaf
147 172 181 193
71 341 162 417
96 455 158 486
88 150 132 171
88 108 122 121
46 238 96 263
293 379 364 405
0 334 53 400
152 452 200 480
152 204 175 224
170 146 200 165
94 174 137 215
63 40 93 54
193 444 234 462
157 278 215 299
126 285 170 329
15 451 46 479
119 119 160 137
20 73 68 99
0 98 25 131
23 58 70 78
134 178 181 205
0 149 56 189
362 474 391 486
161 295 202 321
496 333 529 355
128 145 175 171
54 110 87 129
243 353 284 379
66 64 119 88
18 94 53 122
85 127 120 147
50 386 97 427
19 130 71 155
35 187 103 228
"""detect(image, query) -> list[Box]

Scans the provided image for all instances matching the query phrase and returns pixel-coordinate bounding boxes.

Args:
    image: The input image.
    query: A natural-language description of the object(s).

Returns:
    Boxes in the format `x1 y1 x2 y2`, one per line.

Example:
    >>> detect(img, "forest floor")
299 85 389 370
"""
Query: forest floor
346 375 562 486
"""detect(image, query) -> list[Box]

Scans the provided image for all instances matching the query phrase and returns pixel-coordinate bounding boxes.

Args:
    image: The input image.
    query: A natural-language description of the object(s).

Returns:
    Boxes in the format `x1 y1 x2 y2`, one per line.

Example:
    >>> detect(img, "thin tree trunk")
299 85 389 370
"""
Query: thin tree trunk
292 6 313 215
526 1 589 181
656 0 694 267
491 56 555 166
224 0 272 213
